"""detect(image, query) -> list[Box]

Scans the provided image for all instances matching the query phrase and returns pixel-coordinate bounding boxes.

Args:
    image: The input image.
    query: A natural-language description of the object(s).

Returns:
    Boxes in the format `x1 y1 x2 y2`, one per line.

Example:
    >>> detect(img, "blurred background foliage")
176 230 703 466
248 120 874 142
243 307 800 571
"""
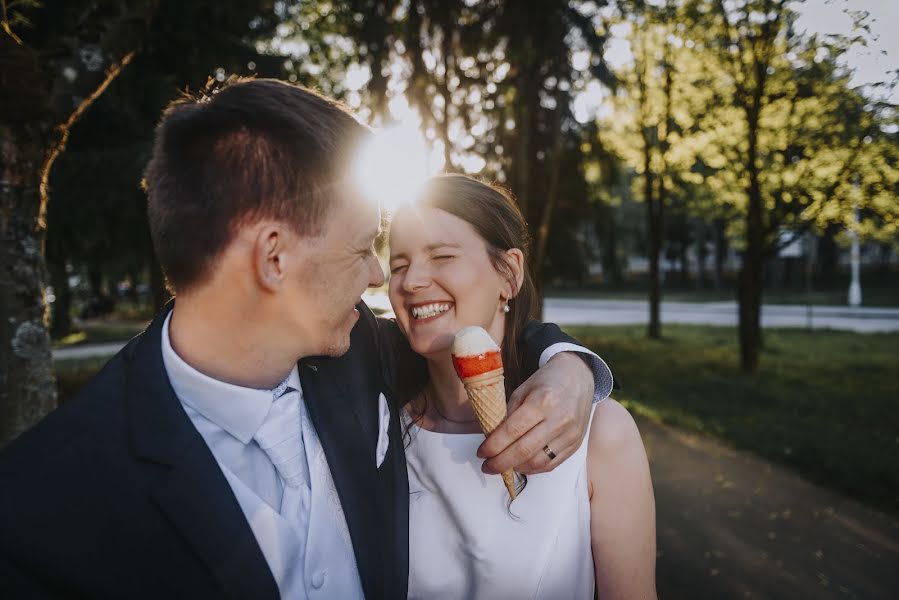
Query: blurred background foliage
1 0 897 441
31 2 898 354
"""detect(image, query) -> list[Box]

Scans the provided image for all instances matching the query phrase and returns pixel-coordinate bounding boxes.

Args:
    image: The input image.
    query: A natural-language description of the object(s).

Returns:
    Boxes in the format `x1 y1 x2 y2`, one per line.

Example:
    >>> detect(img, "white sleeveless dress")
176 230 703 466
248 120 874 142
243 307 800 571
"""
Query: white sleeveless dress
403 405 597 599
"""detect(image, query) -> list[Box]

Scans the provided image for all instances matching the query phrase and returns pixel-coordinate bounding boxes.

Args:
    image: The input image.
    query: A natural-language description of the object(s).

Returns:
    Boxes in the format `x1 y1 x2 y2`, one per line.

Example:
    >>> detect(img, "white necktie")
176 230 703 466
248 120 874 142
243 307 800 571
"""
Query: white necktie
254 386 308 490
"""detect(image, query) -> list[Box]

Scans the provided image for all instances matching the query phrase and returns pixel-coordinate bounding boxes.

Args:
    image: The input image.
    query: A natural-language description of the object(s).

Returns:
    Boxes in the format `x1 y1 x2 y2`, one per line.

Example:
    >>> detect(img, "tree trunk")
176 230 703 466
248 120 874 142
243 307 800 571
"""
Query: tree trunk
737 240 764 373
738 106 765 372
644 136 662 339
713 219 727 291
533 90 566 321
515 36 535 222
636 39 661 339
646 35 673 339
0 123 58 448
815 226 838 285
877 243 891 277
598 201 622 285
88 263 104 298
0 0 153 449
678 231 689 285
696 220 707 289
48 259 72 339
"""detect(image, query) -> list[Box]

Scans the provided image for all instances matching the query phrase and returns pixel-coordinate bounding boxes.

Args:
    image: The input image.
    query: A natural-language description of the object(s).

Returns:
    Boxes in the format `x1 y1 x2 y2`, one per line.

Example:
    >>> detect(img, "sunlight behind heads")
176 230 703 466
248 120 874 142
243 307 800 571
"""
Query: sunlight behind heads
352 116 444 214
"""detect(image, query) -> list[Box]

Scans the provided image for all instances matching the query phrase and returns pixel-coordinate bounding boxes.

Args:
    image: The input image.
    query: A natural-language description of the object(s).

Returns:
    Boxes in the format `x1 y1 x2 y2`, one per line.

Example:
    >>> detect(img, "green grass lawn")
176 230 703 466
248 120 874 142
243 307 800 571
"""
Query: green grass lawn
52 320 149 348
566 324 899 514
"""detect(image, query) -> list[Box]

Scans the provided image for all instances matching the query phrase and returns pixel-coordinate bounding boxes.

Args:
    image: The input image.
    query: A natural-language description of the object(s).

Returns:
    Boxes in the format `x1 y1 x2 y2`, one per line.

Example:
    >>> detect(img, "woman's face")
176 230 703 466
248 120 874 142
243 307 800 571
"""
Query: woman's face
388 207 511 358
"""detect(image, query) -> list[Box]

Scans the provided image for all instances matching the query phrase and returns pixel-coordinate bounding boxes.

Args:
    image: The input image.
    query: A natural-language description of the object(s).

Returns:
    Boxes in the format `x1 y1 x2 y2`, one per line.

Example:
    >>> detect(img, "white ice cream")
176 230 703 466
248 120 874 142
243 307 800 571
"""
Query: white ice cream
452 326 500 356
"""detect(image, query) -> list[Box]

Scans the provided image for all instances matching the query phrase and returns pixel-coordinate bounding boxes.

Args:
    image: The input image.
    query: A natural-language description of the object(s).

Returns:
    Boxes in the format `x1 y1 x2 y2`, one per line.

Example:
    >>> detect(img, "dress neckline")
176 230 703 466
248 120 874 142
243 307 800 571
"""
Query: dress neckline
402 407 485 437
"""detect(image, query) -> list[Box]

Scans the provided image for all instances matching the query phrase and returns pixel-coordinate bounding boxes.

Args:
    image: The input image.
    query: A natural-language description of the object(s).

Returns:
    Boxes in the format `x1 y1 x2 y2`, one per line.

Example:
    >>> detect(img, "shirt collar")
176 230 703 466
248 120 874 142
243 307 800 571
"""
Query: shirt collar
160 311 300 444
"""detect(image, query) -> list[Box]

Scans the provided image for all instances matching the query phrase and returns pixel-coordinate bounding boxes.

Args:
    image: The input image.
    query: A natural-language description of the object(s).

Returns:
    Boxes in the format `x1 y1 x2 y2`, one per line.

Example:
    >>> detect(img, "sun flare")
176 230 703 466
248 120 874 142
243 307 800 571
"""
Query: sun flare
352 116 443 213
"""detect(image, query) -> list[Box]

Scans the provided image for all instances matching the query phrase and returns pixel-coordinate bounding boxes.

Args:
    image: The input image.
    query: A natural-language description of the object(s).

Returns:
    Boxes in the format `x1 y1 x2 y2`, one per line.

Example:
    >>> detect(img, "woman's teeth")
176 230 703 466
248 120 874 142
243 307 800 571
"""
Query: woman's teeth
411 303 451 320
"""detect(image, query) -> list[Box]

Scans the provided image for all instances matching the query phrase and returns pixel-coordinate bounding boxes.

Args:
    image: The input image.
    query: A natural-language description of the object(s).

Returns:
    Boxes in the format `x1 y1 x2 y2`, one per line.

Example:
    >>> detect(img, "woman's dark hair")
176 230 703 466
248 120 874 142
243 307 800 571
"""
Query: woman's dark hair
392 174 538 491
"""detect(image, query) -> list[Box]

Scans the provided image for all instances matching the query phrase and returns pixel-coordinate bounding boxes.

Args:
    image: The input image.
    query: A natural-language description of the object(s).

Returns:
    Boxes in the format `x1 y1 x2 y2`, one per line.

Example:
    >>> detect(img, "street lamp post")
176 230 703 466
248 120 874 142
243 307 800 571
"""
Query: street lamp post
848 204 862 307
805 231 816 330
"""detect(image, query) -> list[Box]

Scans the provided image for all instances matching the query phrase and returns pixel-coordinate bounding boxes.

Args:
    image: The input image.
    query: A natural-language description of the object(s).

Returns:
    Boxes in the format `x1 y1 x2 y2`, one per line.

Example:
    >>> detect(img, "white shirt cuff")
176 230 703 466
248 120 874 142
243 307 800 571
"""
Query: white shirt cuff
538 342 614 404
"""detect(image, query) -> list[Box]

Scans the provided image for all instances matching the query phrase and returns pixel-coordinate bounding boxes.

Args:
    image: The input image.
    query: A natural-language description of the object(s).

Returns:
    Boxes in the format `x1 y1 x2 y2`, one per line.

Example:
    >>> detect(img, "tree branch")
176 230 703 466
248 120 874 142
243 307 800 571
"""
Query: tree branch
38 49 136 232
1 0 23 45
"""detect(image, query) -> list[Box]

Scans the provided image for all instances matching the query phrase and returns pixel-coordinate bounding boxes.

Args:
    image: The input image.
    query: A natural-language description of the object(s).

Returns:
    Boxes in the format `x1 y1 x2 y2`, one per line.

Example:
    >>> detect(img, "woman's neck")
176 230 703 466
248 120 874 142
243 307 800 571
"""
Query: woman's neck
418 351 481 432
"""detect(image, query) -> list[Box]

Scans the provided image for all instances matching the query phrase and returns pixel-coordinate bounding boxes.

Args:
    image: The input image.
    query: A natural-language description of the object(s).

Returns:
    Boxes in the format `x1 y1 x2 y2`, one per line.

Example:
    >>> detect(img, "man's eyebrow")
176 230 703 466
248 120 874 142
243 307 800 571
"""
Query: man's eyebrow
390 242 462 262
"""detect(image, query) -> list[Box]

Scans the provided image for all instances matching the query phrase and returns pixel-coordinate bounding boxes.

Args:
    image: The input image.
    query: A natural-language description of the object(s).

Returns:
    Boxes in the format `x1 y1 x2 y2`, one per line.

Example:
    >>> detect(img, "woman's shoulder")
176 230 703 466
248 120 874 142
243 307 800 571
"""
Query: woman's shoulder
585 399 649 500
587 398 643 455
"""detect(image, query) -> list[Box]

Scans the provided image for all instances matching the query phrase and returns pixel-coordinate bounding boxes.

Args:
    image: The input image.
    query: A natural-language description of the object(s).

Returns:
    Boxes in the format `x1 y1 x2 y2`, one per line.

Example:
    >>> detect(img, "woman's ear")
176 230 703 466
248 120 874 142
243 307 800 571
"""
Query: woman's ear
503 248 525 298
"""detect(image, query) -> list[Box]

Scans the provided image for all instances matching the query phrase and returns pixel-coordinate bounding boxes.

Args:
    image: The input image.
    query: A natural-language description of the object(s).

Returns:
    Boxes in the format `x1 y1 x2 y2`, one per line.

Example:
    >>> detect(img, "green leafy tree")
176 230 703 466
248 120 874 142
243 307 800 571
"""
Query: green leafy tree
684 0 898 371
601 0 696 337
602 0 897 368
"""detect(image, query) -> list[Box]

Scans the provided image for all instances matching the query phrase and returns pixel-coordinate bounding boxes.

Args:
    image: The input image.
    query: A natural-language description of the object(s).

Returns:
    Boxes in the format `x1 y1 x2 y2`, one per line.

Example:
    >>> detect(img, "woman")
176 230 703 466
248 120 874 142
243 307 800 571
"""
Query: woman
388 174 657 599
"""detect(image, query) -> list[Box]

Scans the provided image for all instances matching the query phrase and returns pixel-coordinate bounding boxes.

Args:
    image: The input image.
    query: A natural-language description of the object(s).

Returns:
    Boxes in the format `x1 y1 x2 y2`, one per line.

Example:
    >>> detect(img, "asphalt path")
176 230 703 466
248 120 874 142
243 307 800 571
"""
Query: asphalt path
641 416 899 599
543 299 899 333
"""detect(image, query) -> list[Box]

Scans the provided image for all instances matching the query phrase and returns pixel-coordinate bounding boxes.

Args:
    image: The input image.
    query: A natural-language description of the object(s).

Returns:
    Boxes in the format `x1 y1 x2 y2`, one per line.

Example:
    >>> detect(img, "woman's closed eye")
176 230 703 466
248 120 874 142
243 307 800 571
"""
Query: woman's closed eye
390 263 408 274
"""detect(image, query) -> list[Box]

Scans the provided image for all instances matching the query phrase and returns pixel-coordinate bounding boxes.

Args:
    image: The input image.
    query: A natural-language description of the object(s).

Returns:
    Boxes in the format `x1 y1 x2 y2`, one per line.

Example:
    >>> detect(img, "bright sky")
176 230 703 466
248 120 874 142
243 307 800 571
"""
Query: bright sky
795 0 898 101
574 0 899 123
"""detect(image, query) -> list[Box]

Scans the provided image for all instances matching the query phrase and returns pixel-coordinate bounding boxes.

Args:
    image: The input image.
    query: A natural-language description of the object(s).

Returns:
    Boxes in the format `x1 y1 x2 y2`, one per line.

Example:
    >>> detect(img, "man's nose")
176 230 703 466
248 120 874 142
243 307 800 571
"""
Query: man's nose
368 254 385 288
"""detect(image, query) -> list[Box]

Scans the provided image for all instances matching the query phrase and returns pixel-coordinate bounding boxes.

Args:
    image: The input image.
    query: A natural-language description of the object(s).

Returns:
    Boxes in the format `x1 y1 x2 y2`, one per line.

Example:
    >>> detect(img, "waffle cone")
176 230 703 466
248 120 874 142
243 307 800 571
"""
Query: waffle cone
462 368 517 499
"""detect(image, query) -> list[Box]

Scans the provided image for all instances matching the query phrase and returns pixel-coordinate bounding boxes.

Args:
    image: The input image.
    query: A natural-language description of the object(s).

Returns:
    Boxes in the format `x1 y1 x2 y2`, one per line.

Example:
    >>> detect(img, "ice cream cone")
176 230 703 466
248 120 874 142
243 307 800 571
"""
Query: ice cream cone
461 368 517 499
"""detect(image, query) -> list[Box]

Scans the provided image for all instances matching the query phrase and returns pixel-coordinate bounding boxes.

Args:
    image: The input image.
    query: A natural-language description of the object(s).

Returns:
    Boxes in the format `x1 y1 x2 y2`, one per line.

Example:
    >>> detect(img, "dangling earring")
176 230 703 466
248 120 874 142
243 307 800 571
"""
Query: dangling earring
503 301 511 313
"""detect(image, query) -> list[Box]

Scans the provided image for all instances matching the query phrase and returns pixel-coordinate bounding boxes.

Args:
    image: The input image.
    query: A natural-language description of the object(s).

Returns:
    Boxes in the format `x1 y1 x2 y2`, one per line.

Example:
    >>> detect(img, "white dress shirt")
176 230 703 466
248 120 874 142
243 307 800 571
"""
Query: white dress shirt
540 343 615 403
161 312 363 599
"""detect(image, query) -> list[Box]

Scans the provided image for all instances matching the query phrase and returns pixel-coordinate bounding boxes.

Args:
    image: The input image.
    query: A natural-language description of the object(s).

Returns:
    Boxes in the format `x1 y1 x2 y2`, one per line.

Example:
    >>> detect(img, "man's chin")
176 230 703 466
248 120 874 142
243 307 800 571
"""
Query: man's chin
311 312 358 357
317 336 352 358
321 344 351 358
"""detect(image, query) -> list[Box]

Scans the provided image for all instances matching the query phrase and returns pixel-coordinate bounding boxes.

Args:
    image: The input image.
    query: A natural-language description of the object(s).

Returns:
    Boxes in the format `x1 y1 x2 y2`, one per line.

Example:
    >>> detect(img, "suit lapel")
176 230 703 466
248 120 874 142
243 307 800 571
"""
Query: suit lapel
299 357 386 600
150 442 279 600
126 304 279 600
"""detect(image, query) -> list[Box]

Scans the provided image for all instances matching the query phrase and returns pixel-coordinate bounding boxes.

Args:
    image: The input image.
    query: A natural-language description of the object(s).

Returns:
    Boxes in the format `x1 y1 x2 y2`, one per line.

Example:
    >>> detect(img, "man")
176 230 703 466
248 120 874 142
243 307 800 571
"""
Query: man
0 79 613 598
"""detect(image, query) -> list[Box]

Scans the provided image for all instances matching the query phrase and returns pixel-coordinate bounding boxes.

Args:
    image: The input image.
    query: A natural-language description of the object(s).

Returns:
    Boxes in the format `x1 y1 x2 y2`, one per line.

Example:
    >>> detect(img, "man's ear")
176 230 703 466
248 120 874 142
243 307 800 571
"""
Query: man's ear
252 224 292 292
503 248 525 298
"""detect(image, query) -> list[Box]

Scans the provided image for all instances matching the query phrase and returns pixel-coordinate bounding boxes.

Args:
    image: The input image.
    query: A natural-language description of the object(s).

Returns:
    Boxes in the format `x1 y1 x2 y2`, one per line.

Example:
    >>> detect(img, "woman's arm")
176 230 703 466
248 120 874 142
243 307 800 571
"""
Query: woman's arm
587 400 657 599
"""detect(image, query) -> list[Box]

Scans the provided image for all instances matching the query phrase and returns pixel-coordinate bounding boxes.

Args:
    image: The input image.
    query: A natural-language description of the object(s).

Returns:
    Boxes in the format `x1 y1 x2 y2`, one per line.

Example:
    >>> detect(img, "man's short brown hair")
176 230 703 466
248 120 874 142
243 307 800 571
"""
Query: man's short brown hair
144 77 367 293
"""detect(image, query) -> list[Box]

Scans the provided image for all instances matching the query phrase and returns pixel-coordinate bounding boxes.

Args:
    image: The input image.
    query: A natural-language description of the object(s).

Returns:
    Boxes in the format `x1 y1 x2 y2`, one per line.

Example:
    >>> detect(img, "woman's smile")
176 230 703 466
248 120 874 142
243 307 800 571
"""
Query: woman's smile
409 301 454 322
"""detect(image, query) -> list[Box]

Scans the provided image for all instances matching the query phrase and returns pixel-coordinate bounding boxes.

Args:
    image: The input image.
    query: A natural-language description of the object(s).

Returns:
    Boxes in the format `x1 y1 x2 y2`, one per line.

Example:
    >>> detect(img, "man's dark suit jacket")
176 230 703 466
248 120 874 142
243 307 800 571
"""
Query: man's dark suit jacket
0 302 579 599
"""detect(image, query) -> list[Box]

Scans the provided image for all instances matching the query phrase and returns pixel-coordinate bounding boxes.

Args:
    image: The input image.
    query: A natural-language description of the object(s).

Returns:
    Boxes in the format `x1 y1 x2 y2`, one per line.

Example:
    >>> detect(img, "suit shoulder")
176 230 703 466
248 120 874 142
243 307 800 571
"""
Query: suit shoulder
0 348 131 481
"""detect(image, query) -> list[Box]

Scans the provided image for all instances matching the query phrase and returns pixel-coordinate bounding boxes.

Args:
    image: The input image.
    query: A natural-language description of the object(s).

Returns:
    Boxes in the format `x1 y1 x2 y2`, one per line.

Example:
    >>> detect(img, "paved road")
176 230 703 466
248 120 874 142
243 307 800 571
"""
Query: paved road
53 341 127 361
51 298 899 361
641 416 899 599
543 299 899 333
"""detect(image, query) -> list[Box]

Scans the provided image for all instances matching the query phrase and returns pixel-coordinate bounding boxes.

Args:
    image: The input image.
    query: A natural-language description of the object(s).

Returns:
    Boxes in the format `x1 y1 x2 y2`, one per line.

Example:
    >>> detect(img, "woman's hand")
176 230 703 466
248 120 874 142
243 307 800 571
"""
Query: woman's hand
477 352 594 475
